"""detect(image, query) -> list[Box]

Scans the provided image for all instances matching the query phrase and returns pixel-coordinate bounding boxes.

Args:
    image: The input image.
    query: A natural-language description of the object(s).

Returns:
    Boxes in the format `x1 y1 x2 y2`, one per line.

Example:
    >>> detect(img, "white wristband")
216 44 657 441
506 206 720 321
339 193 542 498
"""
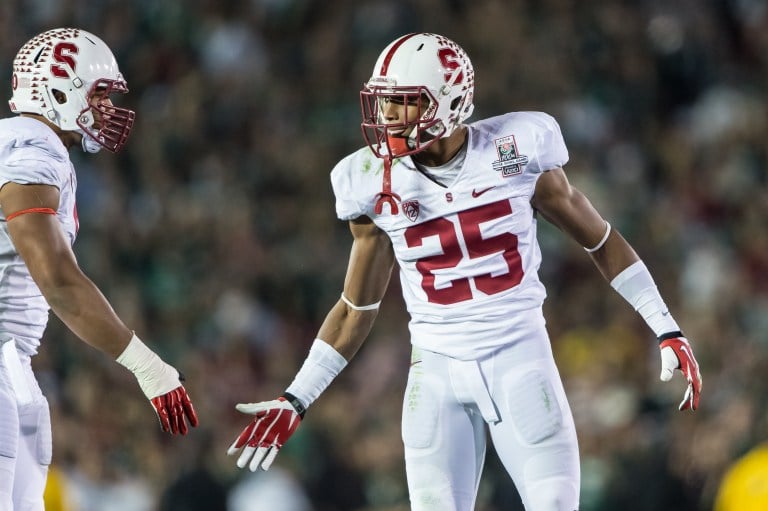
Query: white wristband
610 261 680 337
584 222 611 253
285 339 348 408
116 334 181 399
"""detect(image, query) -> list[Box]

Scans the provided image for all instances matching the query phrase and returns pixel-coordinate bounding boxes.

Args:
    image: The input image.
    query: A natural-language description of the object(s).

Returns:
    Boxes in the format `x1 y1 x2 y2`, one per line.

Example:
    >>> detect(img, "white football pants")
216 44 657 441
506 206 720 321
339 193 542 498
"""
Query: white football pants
402 322 579 511
0 339 51 511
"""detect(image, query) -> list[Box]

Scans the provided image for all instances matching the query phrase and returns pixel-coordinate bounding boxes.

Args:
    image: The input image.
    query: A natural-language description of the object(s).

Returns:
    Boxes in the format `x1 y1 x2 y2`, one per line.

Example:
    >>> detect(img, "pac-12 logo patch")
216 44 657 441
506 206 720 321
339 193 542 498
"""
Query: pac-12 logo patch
492 135 529 177
402 200 420 222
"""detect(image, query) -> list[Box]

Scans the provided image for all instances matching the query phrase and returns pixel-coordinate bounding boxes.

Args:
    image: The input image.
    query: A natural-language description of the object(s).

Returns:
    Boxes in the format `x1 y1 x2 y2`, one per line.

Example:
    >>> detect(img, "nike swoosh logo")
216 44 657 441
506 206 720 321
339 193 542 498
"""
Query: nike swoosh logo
661 310 670 316
472 186 495 198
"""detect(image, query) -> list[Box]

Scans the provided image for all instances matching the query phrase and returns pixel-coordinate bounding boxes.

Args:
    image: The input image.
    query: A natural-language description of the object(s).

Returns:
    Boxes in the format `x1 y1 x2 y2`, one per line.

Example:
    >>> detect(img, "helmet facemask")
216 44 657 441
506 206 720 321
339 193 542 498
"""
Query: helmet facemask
74 79 135 153
360 85 442 159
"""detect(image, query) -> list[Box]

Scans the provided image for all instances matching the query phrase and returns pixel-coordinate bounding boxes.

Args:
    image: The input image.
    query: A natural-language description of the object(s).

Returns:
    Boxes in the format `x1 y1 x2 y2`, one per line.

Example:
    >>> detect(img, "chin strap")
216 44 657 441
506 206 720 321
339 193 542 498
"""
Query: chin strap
374 155 401 215
78 129 102 153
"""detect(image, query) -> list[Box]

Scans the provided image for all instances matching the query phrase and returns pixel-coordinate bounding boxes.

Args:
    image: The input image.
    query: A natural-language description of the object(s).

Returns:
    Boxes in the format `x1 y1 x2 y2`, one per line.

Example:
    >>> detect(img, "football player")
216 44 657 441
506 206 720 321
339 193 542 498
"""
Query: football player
228 32 701 511
0 28 198 510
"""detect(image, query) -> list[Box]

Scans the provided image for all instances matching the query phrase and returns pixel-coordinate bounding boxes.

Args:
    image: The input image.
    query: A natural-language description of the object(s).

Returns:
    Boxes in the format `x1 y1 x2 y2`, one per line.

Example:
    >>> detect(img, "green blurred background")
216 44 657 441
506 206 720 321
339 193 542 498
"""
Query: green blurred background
3 0 766 510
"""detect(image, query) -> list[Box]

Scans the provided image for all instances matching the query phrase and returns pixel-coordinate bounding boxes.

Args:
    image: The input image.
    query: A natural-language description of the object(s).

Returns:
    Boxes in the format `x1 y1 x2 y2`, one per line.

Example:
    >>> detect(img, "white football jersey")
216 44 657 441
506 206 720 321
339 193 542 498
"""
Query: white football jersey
0 116 78 355
331 112 568 359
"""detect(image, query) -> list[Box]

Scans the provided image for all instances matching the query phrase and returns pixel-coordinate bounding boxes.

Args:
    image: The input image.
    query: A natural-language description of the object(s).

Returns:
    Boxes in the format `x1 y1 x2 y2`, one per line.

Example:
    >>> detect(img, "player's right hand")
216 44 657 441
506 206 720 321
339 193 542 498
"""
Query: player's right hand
116 334 200 435
149 380 199 435
227 397 302 471
659 335 702 411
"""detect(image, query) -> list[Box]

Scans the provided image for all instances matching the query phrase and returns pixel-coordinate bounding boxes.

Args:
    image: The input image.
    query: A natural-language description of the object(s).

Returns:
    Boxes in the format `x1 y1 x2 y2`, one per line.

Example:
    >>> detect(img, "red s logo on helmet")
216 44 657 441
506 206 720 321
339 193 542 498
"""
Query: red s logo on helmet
438 47 463 84
51 42 78 78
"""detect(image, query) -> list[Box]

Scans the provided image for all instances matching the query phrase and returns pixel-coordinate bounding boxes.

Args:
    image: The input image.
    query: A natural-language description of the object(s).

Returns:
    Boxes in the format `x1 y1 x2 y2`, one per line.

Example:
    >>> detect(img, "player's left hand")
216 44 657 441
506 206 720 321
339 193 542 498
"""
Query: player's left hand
227 397 301 471
659 335 702 411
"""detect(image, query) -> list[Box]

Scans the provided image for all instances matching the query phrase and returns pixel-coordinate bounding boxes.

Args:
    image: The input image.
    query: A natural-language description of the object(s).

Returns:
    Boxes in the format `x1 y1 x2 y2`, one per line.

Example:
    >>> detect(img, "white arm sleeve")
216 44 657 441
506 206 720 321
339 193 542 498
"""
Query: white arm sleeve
610 261 681 337
285 339 348 408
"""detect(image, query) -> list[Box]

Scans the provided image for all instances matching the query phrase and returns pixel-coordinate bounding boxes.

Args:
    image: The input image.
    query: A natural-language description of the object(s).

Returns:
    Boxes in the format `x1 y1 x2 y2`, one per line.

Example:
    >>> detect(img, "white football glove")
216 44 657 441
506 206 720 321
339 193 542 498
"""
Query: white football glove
227 395 303 471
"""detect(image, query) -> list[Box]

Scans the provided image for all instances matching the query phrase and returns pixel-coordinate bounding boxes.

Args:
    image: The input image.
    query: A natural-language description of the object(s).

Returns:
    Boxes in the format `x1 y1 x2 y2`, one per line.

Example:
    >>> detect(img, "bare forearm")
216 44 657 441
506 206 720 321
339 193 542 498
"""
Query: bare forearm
317 299 379 360
588 229 641 282
43 275 132 358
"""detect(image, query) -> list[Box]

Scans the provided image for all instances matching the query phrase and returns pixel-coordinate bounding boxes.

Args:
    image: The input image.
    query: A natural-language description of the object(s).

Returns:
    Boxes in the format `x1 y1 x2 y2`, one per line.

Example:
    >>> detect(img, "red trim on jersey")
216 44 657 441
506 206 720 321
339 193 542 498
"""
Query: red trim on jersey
379 33 419 76
5 207 57 221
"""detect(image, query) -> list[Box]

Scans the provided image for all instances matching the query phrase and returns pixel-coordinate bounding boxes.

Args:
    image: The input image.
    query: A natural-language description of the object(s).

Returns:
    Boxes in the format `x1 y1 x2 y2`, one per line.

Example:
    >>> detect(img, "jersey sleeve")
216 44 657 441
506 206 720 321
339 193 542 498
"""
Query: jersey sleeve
0 135 64 190
330 151 373 221
529 112 569 172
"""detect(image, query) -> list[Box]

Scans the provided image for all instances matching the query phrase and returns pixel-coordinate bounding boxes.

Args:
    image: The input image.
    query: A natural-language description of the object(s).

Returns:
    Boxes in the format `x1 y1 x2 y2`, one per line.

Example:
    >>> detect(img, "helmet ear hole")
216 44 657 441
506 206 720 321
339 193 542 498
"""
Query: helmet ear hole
52 89 68 104
450 96 463 111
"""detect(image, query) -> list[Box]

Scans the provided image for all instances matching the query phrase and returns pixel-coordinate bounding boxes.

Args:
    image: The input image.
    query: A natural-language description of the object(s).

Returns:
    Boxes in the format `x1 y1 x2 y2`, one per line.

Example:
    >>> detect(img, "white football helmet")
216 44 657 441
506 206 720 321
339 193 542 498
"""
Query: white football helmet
9 28 135 153
361 32 475 158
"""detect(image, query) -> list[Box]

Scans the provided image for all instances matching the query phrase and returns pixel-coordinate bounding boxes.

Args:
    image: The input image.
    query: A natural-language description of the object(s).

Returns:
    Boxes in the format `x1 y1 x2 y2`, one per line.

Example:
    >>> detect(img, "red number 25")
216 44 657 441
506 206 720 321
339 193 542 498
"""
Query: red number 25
404 200 524 305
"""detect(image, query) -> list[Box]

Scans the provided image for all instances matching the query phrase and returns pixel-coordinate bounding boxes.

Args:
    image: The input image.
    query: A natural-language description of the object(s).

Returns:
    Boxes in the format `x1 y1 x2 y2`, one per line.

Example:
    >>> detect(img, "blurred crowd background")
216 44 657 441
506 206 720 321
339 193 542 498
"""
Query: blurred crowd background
2 0 767 510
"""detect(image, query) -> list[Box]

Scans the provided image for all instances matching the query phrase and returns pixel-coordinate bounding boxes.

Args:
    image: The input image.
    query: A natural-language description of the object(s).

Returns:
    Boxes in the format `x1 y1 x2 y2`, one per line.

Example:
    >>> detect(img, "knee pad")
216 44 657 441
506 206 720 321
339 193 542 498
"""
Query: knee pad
524 476 579 511
407 466 463 511
407 458 484 511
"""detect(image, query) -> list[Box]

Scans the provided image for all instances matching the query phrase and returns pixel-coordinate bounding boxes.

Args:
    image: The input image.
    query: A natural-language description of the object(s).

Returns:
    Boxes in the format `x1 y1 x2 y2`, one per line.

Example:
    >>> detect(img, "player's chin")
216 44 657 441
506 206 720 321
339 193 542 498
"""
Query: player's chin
386 128 409 138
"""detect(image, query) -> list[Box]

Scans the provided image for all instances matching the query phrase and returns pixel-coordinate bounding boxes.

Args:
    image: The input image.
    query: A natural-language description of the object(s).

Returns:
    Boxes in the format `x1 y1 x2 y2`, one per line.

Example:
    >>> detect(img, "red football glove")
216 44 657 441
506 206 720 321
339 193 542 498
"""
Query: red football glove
116 334 199 434
227 396 302 471
659 335 702 411
150 385 199 435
